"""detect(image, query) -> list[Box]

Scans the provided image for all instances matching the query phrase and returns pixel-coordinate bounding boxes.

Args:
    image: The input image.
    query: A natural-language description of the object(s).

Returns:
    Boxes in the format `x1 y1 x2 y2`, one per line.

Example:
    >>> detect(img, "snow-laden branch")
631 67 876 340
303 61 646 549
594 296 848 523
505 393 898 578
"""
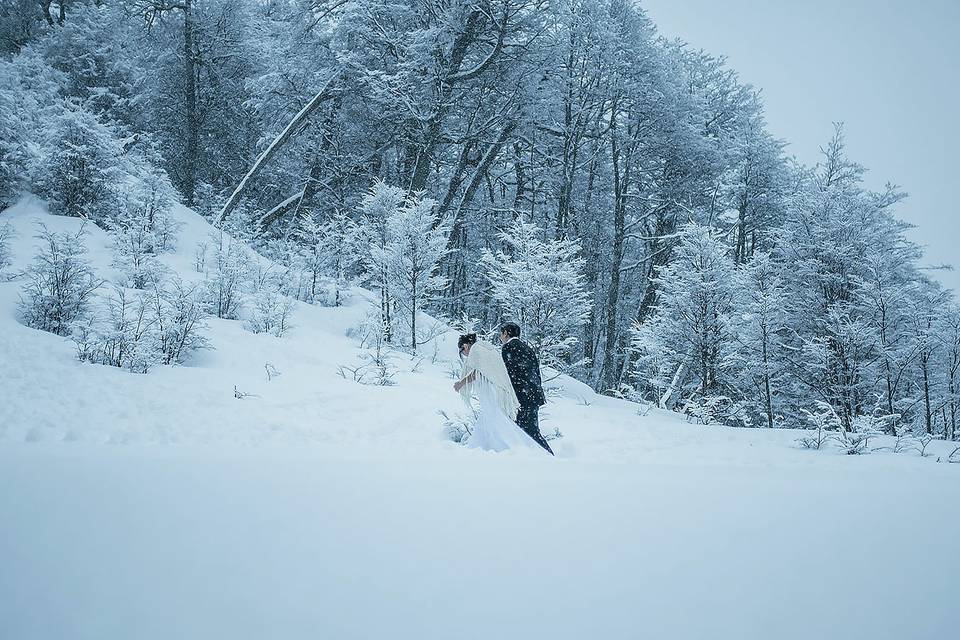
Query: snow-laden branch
215 70 341 227
256 189 305 230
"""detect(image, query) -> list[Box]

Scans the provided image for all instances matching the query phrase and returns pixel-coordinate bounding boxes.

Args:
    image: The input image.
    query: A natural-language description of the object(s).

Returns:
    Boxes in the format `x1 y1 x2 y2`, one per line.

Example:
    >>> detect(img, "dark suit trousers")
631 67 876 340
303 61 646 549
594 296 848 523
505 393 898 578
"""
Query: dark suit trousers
517 403 554 455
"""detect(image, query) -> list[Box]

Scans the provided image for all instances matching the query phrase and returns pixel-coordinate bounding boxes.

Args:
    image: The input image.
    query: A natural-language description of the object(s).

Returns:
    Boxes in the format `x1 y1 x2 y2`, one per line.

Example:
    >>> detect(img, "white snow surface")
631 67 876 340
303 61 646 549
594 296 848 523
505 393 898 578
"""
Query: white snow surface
1 197 958 639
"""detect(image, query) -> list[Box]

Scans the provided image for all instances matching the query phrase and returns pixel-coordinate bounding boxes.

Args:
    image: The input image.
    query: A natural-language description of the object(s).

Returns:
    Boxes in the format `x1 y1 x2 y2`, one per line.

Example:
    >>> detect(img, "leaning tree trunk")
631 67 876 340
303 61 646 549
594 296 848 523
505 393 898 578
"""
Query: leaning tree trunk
216 71 340 226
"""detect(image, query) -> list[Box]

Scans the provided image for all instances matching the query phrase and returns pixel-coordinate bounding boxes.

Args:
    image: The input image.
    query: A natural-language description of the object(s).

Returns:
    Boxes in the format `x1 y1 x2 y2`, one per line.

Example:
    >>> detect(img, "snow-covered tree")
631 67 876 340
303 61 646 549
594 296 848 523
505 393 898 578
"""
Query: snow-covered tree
297 210 362 307
939 306 960 441
633 224 736 405
730 252 789 428
481 219 591 368
360 181 406 343
385 194 448 352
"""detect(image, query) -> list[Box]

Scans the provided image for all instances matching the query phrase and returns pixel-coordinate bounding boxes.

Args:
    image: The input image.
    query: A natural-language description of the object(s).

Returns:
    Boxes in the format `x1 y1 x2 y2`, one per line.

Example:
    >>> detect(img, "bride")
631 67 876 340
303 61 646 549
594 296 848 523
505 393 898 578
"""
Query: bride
453 333 544 452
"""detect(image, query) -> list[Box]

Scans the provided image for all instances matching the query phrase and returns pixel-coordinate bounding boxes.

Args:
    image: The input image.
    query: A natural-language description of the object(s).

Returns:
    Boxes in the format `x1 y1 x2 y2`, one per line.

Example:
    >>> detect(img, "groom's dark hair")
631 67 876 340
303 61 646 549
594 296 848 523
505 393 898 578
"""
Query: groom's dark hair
500 321 521 339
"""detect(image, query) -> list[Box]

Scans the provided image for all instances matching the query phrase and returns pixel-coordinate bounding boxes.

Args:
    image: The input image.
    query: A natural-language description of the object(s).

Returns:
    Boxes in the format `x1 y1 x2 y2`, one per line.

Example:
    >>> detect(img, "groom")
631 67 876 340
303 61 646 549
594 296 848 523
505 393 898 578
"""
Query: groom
500 322 554 455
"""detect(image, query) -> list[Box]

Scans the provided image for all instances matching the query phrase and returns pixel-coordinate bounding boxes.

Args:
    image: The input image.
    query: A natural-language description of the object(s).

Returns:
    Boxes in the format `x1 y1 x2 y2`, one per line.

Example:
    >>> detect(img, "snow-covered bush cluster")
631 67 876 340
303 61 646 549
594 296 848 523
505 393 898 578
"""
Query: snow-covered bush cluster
191 233 297 337
72 279 210 374
15 222 210 374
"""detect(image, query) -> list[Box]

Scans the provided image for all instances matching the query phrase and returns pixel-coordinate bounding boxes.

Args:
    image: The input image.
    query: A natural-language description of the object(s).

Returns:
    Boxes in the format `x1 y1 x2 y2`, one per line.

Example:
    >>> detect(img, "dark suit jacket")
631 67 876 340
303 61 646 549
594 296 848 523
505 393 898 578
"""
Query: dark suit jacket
502 338 546 407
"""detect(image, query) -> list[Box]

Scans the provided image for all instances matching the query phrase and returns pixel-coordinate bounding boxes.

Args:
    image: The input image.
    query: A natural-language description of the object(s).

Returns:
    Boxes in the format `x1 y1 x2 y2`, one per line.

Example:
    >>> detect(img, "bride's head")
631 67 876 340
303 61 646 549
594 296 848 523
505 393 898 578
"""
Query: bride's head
457 333 477 358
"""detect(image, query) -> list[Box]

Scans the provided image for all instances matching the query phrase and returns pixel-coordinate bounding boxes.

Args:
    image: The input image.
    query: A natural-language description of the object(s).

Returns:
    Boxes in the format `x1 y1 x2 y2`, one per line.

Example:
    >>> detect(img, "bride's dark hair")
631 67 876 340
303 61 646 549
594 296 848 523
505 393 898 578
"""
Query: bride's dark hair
457 333 478 350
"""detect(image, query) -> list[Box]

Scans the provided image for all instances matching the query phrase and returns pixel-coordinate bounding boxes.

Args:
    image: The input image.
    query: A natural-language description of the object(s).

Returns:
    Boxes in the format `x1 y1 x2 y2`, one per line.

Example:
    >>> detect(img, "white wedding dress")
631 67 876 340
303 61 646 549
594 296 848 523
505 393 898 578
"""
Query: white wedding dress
459 341 543 453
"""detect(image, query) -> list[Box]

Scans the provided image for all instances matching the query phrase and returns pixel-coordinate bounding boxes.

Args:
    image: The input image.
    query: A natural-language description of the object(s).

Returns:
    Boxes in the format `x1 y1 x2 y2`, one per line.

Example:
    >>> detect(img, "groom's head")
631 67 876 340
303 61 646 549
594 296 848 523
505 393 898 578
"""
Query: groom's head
499 321 521 344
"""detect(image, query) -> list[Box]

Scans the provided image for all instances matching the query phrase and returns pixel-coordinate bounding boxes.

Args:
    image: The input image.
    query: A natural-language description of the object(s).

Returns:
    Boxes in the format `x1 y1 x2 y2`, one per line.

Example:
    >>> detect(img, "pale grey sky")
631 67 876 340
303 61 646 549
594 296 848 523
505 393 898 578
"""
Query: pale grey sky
642 0 959 292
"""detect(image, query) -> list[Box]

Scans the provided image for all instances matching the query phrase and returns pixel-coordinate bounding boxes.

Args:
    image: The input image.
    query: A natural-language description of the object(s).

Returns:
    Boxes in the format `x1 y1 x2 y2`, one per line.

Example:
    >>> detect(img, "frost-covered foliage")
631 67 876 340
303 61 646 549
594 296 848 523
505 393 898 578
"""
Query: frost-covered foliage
0 48 62 206
633 224 736 406
19 225 102 336
246 287 295 337
73 279 210 373
151 279 210 365
0 221 13 277
73 287 158 374
481 220 590 369
34 105 124 221
295 210 362 307
797 402 842 450
358 182 449 351
360 181 406 343
201 233 250 320
384 193 448 352
110 172 181 289
341 311 399 386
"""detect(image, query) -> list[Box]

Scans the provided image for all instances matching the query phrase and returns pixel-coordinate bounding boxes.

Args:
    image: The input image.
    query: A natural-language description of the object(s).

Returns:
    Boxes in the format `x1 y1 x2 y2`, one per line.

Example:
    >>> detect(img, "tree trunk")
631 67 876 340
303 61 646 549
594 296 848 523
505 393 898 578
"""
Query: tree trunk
183 0 198 207
762 328 774 428
949 369 957 440
411 278 417 353
600 129 626 393
922 355 933 434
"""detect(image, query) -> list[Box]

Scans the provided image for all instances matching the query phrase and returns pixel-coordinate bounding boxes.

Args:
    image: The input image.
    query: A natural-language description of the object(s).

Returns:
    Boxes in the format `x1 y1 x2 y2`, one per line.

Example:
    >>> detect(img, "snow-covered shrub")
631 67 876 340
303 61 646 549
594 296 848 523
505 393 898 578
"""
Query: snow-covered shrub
202 232 249 319
111 216 170 290
19 225 102 335
243 254 296 337
797 402 842 450
246 287 295 337
110 169 181 290
363 328 397 386
439 410 474 444
71 278 209 373
344 312 397 386
33 105 123 222
152 278 210 365
682 396 752 427
74 287 158 373
840 415 886 455
0 221 13 277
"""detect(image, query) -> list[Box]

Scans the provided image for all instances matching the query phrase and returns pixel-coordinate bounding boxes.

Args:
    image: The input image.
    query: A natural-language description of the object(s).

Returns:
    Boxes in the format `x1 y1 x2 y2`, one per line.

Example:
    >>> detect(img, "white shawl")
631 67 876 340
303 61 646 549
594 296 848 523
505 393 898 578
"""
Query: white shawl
459 341 520 420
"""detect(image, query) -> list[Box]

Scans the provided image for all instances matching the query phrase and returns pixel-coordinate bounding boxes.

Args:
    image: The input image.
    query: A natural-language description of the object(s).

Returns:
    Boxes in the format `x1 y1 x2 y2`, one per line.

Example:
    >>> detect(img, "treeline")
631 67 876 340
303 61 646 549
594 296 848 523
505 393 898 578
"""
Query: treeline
1 0 957 437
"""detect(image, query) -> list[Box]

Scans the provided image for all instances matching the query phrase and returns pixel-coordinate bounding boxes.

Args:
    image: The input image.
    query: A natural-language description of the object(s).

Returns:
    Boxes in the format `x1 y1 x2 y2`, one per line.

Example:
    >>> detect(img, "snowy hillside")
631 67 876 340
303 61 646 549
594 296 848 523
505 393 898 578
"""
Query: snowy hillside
1 199 958 640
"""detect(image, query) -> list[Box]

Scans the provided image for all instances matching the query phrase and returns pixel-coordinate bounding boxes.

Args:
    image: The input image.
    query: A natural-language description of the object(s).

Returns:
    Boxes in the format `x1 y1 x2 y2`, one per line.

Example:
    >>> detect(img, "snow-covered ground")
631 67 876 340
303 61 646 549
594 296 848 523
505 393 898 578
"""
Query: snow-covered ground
1 199 958 639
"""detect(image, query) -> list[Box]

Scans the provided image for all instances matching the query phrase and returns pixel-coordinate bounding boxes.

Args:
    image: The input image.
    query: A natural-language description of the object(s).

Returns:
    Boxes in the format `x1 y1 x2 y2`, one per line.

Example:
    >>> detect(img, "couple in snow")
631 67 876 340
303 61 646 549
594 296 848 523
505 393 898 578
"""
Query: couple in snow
453 322 554 455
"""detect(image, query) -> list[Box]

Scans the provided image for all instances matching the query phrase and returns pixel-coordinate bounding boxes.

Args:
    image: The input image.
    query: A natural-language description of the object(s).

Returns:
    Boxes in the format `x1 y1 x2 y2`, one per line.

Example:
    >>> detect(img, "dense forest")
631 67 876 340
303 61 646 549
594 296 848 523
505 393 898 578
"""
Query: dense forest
1 0 957 438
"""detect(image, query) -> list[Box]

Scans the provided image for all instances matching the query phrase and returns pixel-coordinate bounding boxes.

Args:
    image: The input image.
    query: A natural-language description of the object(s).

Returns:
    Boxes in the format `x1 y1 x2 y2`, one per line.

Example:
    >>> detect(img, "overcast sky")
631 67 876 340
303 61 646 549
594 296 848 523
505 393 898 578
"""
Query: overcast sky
641 0 959 292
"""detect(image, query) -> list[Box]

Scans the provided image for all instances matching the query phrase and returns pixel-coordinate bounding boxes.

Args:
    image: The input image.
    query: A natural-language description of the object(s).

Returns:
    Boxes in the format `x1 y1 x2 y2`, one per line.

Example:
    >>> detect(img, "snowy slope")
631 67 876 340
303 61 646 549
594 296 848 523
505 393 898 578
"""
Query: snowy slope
1 198 958 640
